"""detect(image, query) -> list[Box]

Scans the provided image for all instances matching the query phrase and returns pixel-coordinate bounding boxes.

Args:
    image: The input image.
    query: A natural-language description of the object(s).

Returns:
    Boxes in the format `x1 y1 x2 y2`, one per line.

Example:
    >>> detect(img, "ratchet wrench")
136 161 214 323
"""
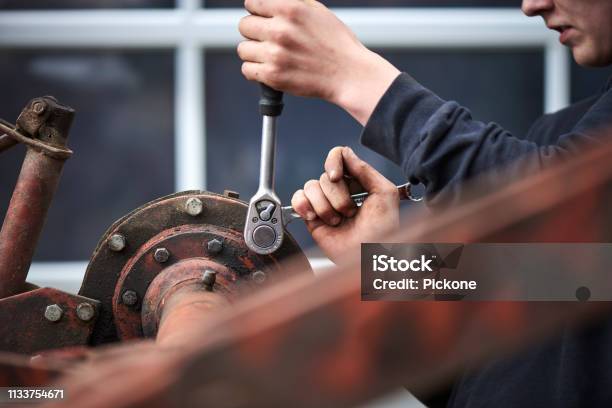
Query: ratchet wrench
244 84 286 255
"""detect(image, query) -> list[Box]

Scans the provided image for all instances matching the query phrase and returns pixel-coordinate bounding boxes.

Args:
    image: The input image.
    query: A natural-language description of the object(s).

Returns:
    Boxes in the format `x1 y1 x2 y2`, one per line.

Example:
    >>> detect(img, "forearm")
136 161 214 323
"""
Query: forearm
361 74 612 207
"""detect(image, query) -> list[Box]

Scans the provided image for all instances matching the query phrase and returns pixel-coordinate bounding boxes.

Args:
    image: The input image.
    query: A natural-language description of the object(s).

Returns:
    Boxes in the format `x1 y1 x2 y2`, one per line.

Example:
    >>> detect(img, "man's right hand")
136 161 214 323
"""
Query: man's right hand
291 146 400 264
238 0 400 126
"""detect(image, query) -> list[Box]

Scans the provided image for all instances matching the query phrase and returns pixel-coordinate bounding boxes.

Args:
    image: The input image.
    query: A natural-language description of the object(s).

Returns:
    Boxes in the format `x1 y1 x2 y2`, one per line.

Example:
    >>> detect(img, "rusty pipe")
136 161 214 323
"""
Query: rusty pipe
0 97 74 298
141 258 232 346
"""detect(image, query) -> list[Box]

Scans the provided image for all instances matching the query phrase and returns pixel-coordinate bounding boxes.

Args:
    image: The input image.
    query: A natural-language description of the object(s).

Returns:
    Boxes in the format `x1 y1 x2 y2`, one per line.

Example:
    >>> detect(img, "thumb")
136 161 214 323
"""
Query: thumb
341 147 391 193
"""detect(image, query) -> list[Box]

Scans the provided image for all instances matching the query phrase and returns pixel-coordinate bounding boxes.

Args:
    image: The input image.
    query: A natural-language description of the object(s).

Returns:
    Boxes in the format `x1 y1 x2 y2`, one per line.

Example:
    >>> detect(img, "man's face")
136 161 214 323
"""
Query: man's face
522 0 612 67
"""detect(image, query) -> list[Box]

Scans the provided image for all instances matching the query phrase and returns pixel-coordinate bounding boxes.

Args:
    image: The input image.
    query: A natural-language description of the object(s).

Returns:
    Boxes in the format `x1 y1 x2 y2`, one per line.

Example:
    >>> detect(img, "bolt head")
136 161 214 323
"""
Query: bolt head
185 197 203 216
108 234 126 252
44 304 63 322
154 247 170 263
207 238 224 255
122 290 138 307
32 101 46 115
252 270 267 284
202 269 218 291
76 303 96 322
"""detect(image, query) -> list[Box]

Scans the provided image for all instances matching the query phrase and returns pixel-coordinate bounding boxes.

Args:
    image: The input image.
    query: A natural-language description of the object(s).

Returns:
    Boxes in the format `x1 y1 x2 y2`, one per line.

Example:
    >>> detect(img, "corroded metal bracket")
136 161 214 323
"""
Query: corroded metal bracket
0 97 75 298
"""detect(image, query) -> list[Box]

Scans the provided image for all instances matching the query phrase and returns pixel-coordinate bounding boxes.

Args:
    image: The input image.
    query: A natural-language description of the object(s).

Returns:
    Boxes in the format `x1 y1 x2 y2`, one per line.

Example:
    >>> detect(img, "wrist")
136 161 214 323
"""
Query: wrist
332 49 401 126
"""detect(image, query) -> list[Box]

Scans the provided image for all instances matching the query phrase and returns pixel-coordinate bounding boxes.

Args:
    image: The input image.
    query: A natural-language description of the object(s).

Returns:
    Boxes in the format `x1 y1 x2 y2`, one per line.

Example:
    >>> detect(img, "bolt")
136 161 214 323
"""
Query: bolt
44 304 63 322
154 247 170 263
202 269 217 291
76 303 96 322
207 238 223 255
224 190 240 199
122 290 138 307
108 234 126 252
185 197 203 216
252 270 267 285
32 101 46 115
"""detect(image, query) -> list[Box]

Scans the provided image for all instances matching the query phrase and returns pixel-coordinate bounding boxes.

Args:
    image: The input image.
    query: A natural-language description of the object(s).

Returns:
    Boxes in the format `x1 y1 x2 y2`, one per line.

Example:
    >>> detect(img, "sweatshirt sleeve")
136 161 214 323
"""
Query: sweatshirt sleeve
361 73 612 207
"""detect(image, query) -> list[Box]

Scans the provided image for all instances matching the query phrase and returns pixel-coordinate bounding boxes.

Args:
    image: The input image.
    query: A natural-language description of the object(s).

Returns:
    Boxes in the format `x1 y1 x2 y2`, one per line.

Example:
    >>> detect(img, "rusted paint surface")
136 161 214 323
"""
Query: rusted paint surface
0 288 100 355
81 191 312 345
0 97 75 298
47 135 612 408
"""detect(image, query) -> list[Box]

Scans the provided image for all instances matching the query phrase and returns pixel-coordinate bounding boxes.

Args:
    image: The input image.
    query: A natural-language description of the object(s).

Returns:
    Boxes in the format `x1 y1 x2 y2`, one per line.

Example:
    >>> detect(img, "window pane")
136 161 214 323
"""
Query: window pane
205 0 520 7
0 50 175 261
571 59 612 103
0 0 173 10
204 49 543 251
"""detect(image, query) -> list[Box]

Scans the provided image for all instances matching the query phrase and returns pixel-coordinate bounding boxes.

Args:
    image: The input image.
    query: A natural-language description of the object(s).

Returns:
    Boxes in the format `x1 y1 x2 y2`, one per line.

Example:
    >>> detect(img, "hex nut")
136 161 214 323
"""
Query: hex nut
44 304 63 322
252 270 267 284
76 303 96 322
108 234 126 252
185 197 203 216
207 239 223 255
122 290 138 307
154 248 170 263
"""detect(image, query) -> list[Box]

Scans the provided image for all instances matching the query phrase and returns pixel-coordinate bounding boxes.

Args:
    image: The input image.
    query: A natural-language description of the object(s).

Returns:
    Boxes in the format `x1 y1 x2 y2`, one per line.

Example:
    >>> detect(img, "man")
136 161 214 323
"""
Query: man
238 0 612 406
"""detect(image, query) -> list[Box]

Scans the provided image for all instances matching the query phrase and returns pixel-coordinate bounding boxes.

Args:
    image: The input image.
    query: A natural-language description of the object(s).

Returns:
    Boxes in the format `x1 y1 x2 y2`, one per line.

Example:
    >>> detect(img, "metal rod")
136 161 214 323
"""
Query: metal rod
258 116 276 191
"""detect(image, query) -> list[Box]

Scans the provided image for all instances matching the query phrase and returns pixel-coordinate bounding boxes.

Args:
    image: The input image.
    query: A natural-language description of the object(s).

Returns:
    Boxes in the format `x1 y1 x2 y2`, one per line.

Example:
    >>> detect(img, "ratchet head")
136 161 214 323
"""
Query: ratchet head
244 189 285 255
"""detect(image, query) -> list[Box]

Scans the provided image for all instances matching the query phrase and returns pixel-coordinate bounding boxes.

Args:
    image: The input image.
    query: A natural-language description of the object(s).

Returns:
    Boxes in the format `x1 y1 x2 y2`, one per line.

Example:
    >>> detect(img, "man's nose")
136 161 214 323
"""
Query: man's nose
521 0 554 17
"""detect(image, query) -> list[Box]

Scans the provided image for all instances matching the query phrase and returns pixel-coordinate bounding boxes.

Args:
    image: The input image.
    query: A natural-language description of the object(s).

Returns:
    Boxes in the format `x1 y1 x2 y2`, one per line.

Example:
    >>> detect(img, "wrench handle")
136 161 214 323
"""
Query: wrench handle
259 84 284 117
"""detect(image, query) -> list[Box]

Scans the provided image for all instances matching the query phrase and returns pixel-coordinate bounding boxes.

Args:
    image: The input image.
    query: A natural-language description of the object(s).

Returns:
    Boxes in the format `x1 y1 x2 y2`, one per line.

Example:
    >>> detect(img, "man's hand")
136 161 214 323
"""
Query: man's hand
238 0 400 126
291 146 400 263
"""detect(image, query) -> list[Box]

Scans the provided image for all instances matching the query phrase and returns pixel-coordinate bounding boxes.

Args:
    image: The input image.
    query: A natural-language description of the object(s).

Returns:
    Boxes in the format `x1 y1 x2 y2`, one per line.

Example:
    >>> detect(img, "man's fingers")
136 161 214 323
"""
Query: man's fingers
324 146 344 182
291 189 316 221
241 61 263 82
239 15 272 41
319 173 356 218
341 147 393 193
237 40 266 63
304 180 342 226
244 0 304 18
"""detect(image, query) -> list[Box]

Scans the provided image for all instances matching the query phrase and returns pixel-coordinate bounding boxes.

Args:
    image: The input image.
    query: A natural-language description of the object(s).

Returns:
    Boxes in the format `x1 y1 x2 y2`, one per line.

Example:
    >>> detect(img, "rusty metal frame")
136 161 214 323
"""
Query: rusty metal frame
0 96 75 299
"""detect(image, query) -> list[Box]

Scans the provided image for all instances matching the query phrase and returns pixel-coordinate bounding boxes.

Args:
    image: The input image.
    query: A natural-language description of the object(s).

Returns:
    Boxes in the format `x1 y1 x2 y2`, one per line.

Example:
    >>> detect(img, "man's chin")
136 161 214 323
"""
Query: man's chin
571 44 612 67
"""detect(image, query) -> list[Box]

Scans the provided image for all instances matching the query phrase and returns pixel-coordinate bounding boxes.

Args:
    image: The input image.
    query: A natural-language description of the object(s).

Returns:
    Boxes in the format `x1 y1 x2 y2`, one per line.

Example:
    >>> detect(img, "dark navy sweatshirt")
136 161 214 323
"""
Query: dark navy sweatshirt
361 74 612 408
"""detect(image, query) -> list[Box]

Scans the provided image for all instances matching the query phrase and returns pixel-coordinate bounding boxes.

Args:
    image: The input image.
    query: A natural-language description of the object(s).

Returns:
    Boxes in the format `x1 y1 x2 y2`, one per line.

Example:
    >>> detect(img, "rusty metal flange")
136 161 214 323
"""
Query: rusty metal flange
80 191 312 345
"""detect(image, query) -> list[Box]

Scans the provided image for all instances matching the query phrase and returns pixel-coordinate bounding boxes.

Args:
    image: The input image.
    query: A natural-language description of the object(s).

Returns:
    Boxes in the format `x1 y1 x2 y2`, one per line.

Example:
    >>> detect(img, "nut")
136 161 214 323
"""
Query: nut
207 239 223 255
252 270 267 285
185 197 203 216
154 248 170 263
122 290 138 306
44 304 63 322
76 303 96 322
108 234 126 252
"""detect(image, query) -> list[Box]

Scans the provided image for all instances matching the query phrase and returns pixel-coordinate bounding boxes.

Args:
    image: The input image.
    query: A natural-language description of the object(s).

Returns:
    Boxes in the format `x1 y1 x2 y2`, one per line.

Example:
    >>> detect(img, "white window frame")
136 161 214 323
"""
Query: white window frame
0 2 569 286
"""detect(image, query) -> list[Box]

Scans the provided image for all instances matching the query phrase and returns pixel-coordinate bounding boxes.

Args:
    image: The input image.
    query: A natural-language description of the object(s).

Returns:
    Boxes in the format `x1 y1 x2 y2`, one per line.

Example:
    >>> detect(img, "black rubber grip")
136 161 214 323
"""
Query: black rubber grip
259 84 284 117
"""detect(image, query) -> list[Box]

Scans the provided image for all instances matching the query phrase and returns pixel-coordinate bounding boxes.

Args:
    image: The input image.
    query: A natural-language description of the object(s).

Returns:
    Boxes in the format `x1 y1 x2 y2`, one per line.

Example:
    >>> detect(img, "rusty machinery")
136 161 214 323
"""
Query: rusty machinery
0 97 312 356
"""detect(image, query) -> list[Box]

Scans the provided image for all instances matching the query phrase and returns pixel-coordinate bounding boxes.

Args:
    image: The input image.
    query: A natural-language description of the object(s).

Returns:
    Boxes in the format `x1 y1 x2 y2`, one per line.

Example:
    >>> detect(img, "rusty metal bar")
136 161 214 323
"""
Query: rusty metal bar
0 97 74 298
